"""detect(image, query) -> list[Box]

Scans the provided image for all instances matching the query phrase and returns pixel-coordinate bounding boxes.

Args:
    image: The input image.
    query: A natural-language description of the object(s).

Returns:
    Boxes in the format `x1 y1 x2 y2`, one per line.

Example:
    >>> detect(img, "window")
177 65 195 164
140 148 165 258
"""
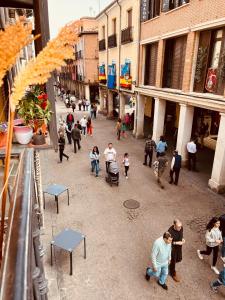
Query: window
163 35 187 89
141 0 160 22
161 0 189 12
144 42 158 86
112 18 116 34
127 9 132 27
194 28 225 95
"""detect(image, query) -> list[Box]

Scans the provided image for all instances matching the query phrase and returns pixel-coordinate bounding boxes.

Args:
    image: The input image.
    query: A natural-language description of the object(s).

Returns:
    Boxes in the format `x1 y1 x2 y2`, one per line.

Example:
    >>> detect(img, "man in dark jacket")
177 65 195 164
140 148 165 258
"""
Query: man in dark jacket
169 150 182 185
168 219 185 282
58 133 69 163
71 124 81 153
219 214 225 263
143 135 156 167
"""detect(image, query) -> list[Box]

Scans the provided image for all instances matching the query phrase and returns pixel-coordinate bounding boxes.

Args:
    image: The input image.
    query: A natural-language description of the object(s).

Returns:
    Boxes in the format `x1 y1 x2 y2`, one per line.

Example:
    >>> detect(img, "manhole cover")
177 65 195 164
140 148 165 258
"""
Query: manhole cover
123 199 140 209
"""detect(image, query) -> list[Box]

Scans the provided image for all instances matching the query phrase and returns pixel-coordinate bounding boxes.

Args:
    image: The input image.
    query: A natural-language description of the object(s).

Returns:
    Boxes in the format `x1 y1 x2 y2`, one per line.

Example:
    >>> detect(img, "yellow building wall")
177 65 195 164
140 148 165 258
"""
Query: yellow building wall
144 97 152 118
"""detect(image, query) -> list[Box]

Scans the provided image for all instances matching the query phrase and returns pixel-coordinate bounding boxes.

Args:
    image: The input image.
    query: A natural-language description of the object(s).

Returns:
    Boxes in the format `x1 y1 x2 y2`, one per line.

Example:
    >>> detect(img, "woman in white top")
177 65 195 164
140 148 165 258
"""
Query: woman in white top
197 217 223 274
123 153 129 179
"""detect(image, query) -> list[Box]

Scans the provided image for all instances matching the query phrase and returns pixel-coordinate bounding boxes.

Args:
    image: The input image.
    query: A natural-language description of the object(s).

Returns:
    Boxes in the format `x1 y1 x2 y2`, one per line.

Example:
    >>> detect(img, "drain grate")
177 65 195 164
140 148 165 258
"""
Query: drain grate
123 199 140 209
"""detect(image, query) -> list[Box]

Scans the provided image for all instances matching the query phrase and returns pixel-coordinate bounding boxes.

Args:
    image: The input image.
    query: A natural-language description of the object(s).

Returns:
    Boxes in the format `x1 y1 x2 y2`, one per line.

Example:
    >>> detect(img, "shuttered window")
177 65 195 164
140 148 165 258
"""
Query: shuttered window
144 42 158 86
194 28 225 95
163 35 187 89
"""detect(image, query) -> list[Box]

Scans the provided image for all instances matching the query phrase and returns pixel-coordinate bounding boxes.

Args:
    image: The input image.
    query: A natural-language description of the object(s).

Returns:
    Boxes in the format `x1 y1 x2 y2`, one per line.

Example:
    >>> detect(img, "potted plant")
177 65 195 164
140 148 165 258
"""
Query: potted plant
0 122 8 148
14 86 52 145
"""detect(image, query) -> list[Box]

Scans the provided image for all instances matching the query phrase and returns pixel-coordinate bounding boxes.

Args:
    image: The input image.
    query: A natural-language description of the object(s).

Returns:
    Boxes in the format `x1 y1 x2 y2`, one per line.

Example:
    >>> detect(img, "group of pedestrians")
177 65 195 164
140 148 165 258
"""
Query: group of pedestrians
115 113 132 140
146 215 225 293
143 135 182 189
145 219 185 291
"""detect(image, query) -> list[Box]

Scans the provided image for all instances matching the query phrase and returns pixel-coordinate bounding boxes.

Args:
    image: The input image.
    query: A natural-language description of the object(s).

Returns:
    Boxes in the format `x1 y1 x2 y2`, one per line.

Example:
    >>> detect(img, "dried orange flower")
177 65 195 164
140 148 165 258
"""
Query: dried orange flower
11 20 80 110
0 19 34 85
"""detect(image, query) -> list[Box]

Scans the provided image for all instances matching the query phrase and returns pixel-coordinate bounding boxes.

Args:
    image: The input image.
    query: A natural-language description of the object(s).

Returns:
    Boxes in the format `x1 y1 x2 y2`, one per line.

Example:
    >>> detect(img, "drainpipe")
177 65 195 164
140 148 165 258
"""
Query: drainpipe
116 0 122 113
134 0 142 136
104 11 109 112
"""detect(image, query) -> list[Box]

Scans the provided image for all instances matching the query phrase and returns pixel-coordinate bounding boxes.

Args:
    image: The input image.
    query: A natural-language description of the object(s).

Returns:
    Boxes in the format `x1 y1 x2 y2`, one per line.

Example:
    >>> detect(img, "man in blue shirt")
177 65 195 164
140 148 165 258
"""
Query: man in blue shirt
145 232 172 290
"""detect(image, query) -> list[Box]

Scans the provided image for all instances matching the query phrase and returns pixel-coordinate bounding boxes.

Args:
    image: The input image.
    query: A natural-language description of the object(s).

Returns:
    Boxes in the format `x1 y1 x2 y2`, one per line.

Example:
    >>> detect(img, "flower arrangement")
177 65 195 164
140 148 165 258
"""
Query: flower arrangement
0 122 7 133
16 85 52 128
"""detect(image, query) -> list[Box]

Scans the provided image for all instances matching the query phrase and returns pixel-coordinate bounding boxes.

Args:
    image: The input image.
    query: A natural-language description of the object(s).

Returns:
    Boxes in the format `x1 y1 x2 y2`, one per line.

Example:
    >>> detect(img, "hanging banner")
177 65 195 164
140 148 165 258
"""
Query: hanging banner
205 68 217 93
99 64 107 84
140 0 149 22
120 62 132 89
107 64 116 89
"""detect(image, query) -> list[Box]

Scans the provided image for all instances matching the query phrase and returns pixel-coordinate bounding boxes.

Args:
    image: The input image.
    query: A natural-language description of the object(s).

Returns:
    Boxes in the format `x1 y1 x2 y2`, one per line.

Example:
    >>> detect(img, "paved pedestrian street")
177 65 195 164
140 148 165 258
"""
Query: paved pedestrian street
41 102 225 300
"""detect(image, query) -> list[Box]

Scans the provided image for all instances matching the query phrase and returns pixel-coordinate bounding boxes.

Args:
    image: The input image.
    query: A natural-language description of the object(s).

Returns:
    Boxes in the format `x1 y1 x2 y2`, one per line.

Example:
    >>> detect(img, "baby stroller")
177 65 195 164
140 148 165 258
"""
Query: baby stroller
105 161 119 186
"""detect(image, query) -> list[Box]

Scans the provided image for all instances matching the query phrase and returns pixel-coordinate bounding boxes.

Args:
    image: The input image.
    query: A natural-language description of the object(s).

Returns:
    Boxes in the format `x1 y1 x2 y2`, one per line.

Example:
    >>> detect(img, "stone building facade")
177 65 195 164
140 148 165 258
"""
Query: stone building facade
97 0 140 122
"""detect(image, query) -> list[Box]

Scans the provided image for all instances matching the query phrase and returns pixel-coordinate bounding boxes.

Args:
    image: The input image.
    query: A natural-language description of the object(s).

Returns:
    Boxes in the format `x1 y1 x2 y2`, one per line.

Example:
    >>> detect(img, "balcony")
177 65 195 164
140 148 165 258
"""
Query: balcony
121 27 133 44
0 149 48 299
76 74 84 81
108 34 117 48
99 39 106 51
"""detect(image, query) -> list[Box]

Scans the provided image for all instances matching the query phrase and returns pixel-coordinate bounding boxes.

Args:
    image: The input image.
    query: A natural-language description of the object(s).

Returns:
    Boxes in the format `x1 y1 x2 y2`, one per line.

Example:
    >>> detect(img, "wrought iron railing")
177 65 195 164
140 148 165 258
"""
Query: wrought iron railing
121 27 133 44
99 39 106 51
108 34 117 48
0 149 48 300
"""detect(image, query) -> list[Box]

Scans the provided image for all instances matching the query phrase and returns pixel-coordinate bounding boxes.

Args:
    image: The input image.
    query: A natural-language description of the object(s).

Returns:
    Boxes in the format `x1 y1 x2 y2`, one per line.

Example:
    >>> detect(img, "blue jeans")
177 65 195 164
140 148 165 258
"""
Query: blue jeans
91 160 99 175
222 237 225 258
147 264 168 285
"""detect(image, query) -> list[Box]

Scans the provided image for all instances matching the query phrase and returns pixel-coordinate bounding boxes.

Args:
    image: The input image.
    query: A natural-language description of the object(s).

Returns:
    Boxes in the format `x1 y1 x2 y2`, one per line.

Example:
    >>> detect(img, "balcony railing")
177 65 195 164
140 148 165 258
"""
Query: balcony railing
121 27 133 44
108 34 117 48
99 39 106 51
0 149 48 300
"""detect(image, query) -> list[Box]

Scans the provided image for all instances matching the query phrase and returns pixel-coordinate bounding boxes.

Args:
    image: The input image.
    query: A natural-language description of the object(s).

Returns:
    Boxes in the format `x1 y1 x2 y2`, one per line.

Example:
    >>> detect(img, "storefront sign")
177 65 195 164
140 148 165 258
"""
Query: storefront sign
140 0 149 22
99 64 107 84
107 64 116 89
120 62 132 90
205 68 217 93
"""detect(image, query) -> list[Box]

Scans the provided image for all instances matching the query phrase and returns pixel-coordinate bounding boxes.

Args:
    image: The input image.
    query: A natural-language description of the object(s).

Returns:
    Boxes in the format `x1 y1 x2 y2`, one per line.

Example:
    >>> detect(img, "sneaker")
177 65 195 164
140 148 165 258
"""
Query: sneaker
157 281 168 290
143 163 147 166
145 268 150 281
210 283 218 293
197 250 203 260
126 176 128 179
95 175 99 177
221 256 225 263
211 266 220 275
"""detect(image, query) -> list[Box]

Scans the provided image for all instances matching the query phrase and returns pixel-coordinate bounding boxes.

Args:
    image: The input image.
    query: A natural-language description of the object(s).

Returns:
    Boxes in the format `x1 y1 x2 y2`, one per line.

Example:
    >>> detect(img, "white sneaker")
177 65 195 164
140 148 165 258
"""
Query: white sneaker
126 176 128 179
197 250 203 260
221 256 225 263
211 266 220 275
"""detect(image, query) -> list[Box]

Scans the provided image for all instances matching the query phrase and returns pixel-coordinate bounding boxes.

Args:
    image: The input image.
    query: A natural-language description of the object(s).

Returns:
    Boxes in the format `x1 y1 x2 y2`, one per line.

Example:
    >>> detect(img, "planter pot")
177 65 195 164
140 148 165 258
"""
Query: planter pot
32 134 46 145
0 132 7 148
13 125 33 145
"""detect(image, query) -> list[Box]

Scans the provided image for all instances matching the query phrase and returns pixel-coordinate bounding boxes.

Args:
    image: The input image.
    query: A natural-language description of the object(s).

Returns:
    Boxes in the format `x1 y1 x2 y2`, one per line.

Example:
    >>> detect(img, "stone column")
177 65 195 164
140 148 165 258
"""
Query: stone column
99 89 104 112
107 91 114 118
85 85 90 101
176 104 194 162
119 93 126 119
152 98 166 143
209 113 225 193
135 94 145 138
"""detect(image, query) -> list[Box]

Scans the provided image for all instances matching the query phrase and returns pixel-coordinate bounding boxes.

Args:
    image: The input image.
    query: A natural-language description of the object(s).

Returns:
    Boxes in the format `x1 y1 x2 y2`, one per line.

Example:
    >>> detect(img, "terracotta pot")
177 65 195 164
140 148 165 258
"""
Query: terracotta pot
0 132 7 148
13 125 33 145
32 134 46 145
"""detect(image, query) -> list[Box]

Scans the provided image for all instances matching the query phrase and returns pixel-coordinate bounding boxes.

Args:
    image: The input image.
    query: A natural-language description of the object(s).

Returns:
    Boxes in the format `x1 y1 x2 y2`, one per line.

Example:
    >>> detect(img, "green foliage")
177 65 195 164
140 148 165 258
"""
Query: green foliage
16 85 52 127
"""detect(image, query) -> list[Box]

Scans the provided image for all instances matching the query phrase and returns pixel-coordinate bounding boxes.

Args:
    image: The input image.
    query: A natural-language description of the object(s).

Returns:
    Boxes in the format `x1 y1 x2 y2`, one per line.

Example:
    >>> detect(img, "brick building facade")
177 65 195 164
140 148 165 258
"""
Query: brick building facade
134 0 225 192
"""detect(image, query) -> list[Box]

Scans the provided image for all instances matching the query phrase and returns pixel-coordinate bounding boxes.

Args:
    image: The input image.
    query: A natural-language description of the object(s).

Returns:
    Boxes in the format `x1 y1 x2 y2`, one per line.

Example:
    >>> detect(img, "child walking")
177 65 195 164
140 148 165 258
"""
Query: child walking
123 153 129 179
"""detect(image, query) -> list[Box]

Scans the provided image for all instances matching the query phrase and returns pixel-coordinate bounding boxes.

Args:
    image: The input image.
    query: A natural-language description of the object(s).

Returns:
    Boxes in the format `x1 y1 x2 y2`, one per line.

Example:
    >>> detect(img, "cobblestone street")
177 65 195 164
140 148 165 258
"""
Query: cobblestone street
41 101 225 300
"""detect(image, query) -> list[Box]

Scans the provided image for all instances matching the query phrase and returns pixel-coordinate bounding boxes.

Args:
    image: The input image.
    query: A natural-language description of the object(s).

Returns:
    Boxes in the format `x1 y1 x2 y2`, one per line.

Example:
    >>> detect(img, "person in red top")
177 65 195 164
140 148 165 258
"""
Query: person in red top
66 113 74 125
